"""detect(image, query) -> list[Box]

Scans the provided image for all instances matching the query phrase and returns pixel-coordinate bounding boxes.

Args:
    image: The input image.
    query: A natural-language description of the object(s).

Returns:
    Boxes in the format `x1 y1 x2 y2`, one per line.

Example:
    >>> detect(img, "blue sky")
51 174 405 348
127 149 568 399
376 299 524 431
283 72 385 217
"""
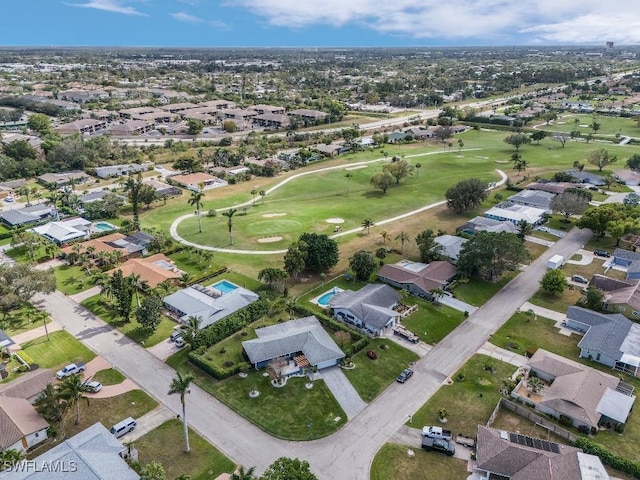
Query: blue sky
3 0 639 47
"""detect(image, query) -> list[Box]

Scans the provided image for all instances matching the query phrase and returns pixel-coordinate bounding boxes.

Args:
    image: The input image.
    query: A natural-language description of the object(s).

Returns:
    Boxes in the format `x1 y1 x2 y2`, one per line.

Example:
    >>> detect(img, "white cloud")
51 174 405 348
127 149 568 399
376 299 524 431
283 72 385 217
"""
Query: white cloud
67 0 147 16
230 0 640 44
171 11 231 29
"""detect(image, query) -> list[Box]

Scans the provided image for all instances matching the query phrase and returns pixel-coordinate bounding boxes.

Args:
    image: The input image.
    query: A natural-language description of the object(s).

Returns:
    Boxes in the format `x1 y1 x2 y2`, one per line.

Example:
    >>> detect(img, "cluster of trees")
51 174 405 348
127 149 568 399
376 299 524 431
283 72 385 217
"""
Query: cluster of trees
0 263 56 316
457 231 529 283
283 233 339 278
445 178 489 214
369 159 414 194
576 203 640 244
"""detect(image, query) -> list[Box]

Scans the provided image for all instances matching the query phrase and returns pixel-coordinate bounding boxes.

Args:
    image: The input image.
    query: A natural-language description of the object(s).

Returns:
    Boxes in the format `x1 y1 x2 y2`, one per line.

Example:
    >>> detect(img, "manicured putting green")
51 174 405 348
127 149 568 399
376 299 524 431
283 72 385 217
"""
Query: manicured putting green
245 219 303 235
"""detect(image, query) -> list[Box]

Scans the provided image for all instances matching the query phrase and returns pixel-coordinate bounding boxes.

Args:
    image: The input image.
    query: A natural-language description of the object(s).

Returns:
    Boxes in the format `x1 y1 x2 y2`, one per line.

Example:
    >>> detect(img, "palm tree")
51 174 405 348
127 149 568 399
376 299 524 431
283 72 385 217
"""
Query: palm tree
250 189 257 205
124 173 144 231
140 461 166 480
168 371 195 453
415 162 421 176
396 231 410 253
188 190 205 234
57 374 91 425
128 273 148 307
222 208 237 245
18 186 31 206
181 315 201 348
361 218 375 235
380 230 389 244
231 466 256 480
345 173 353 196
152 280 174 297
259 190 266 205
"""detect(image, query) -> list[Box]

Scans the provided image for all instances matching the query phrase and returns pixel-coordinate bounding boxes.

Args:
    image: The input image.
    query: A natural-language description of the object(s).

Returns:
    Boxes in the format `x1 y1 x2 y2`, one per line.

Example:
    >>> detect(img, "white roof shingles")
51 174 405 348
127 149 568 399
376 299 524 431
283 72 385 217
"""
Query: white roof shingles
242 316 344 367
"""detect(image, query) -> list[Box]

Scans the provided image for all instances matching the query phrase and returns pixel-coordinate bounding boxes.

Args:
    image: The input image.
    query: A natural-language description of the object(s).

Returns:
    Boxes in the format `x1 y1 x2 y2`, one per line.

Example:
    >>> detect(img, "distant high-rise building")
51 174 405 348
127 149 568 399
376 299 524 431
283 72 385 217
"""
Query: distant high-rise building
606 41 614 49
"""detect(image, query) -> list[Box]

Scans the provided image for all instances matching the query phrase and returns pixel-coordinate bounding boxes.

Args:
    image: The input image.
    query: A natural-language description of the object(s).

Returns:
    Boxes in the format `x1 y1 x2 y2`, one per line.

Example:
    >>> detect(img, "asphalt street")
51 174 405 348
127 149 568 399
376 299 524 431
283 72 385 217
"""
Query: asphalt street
33 226 593 479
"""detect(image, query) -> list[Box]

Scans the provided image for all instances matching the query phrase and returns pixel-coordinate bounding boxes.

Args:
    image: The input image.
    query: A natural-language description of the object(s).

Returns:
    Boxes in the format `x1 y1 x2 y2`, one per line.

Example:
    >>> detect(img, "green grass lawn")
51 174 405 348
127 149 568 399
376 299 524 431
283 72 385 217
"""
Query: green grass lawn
92 368 126 385
0 303 52 336
342 338 419 402
490 311 581 359
370 443 468 480
5 244 48 264
541 113 640 138
54 264 97 295
136 419 234 480
80 294 176 347
167 349 346 440
450 273 515 307
3 330 96 384
528 288 584 314
208 371 346 440
410 354 515 438
401 299 466 345
28 390 158 458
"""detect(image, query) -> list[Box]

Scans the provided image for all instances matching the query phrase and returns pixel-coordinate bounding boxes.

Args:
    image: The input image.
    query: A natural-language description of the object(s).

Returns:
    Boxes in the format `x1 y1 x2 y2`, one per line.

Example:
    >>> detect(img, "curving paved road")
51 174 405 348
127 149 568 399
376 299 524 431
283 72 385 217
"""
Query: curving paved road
169 152 505 255
33 226 591 479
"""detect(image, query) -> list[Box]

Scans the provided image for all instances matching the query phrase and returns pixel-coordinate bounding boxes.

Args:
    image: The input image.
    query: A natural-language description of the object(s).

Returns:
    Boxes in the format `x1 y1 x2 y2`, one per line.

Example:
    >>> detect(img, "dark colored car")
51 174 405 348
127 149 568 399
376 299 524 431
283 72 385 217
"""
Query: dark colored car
594 249 610 258
396 368 414 383
571 275 589 284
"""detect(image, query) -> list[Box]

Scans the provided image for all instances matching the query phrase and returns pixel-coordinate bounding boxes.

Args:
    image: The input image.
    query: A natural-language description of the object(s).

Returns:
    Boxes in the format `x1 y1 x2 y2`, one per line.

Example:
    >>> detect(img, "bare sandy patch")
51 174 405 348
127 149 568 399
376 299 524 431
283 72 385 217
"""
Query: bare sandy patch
494 160 509 164
262 213 287 218
346 165 368 171
257 236 283 243
326 218 345 224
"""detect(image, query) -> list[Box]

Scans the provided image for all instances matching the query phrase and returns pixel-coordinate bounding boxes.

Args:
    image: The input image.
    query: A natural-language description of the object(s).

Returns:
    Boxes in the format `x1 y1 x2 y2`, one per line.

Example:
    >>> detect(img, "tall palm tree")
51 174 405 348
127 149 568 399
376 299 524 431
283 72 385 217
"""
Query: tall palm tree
57 374 91 425
259 190 266 205
361 218 375 235
345 173 353 196
168 371 195 453
395 231 410 254
231 466 256 480
380 230 389 244
128 273 148 307
222 208 237 245
188 190 205 233
124 173 144 231
181 315 201 348
250 189 257 205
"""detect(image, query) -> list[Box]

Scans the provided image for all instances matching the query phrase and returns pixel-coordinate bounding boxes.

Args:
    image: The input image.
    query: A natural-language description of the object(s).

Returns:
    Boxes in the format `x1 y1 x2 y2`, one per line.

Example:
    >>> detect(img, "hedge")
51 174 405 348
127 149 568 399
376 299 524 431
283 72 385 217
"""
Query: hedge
188 352 250 380
14 351 36 367
574 437 640 478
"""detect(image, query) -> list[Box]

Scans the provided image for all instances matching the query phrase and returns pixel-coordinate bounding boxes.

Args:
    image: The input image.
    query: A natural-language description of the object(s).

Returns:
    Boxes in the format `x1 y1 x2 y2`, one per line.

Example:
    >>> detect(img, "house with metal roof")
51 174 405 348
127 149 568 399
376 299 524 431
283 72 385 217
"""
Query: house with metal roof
507 189 557 211
512 349 635 430
3 422 139 479
94 162 153 179
564 169 605 186
242 316 344 372
163 283 259 329
566 305 640 376
433 235 468 264
30 218 92 245
0 204 54 228
329 283 401 336
474 425 609 480
378 260 457 298
456 216 518 236
78 190 125 205
484 203 546 225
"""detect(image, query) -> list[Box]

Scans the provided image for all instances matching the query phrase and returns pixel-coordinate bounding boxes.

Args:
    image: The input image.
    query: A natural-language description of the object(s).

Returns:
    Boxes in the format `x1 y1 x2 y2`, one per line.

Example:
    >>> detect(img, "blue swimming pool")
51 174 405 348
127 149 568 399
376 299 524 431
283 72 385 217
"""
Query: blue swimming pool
212 280 239 294
315 287 344 306
94 222 116 232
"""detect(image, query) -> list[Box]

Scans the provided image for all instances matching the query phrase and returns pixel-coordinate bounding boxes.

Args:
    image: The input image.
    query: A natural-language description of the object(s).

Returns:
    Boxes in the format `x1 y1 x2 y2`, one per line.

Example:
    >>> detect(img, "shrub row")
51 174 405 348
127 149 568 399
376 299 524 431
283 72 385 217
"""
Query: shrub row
188 352 250 380
14 351 36 366
574 437 640 478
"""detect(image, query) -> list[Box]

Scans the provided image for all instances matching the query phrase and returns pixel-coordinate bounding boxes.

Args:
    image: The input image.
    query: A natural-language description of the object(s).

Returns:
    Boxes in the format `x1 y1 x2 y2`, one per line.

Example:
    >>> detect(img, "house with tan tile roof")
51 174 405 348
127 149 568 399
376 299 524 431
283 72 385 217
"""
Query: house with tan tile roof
169 172 225 191
107 254 183 288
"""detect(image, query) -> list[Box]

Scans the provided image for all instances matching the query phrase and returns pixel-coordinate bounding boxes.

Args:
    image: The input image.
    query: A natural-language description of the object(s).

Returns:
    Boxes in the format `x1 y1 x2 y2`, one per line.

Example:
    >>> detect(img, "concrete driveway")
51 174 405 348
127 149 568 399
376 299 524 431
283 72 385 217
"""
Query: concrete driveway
318 366 367 419
439 293 477 314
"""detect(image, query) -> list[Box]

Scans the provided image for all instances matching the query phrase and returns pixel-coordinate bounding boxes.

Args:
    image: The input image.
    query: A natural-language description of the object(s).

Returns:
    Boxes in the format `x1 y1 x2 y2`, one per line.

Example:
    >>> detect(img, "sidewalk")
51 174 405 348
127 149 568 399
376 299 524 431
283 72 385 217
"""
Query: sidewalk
10 320 63 345
477 342 528 368
519 302 565 323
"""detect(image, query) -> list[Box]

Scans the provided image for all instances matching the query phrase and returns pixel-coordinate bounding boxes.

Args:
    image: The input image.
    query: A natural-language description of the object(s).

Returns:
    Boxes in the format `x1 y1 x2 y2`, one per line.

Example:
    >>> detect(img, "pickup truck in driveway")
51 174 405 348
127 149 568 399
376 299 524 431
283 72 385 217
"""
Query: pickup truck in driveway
56 363 86 379
421 437 456 456
422 425 452 439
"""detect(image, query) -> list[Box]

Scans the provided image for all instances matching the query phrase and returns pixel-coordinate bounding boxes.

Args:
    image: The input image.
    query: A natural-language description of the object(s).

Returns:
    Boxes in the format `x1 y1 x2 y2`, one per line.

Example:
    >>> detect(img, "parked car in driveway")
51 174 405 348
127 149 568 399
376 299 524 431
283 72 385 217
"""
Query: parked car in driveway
83 380 103 393
594 249 611 258
56 363 86 379
396 368 414 383
571 275 589 284
538 226 550 233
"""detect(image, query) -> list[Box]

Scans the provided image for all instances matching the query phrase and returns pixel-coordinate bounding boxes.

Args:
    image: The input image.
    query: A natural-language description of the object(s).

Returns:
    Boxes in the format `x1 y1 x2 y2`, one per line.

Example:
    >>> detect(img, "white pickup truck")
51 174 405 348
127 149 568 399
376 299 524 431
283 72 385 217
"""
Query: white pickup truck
56 363 86 379
422 425 452 440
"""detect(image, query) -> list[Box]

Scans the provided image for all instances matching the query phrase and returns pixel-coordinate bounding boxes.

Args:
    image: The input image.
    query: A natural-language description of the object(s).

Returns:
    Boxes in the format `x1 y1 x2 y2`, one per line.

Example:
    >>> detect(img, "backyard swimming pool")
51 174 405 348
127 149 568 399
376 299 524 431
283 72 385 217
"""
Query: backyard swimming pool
93 222 116 232
312 286 344 307
212 280 239 294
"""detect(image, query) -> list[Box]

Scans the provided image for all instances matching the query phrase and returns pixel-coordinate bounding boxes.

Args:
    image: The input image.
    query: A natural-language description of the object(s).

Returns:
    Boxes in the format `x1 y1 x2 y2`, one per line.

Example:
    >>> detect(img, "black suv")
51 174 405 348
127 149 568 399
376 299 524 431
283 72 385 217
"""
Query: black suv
396 368 414 383
594 250 611 258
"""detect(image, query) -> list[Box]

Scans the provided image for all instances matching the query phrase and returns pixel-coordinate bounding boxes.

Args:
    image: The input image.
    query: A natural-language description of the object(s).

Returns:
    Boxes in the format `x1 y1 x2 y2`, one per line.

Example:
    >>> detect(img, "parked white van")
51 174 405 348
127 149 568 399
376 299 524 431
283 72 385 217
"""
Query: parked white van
110 417 136 438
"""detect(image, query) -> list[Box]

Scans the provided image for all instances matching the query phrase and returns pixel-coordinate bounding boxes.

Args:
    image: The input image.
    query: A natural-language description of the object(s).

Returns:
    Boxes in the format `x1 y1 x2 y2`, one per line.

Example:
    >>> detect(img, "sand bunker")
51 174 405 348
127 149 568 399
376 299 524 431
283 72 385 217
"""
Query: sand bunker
257 236 283 243
326 218 345 224
494 160 509 164
262 213 287 218
346 165 368 171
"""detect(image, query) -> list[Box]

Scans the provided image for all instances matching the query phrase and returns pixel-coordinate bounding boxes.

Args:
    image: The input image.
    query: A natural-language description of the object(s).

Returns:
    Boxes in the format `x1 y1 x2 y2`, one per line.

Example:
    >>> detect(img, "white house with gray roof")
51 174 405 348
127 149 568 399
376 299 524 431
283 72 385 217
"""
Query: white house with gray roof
433 235 467 264
329 284 401 336
242 316 344 372
1 422 139 479
163 283 259 329
507 189 556 212
566 306 640 376
94 162 153 179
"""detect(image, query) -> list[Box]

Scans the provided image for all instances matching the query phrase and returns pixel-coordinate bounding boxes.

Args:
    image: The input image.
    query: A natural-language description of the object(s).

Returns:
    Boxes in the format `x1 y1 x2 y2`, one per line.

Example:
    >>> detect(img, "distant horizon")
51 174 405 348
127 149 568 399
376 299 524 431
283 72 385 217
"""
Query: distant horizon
4 1 640 48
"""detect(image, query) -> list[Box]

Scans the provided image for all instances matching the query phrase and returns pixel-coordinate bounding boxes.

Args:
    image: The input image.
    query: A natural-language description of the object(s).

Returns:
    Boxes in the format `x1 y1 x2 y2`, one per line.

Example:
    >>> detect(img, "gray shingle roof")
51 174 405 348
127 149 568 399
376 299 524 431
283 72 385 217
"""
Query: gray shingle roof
614 247 640 263
7 423 139 479
568 306 633 361
242 316 344 367
329 284 400 329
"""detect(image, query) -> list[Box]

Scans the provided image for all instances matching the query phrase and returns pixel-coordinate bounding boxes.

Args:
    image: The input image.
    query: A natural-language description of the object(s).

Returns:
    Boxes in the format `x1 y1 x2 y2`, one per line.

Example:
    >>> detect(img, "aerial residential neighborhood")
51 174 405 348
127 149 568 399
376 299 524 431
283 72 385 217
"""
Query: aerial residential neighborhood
3 6 640 480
